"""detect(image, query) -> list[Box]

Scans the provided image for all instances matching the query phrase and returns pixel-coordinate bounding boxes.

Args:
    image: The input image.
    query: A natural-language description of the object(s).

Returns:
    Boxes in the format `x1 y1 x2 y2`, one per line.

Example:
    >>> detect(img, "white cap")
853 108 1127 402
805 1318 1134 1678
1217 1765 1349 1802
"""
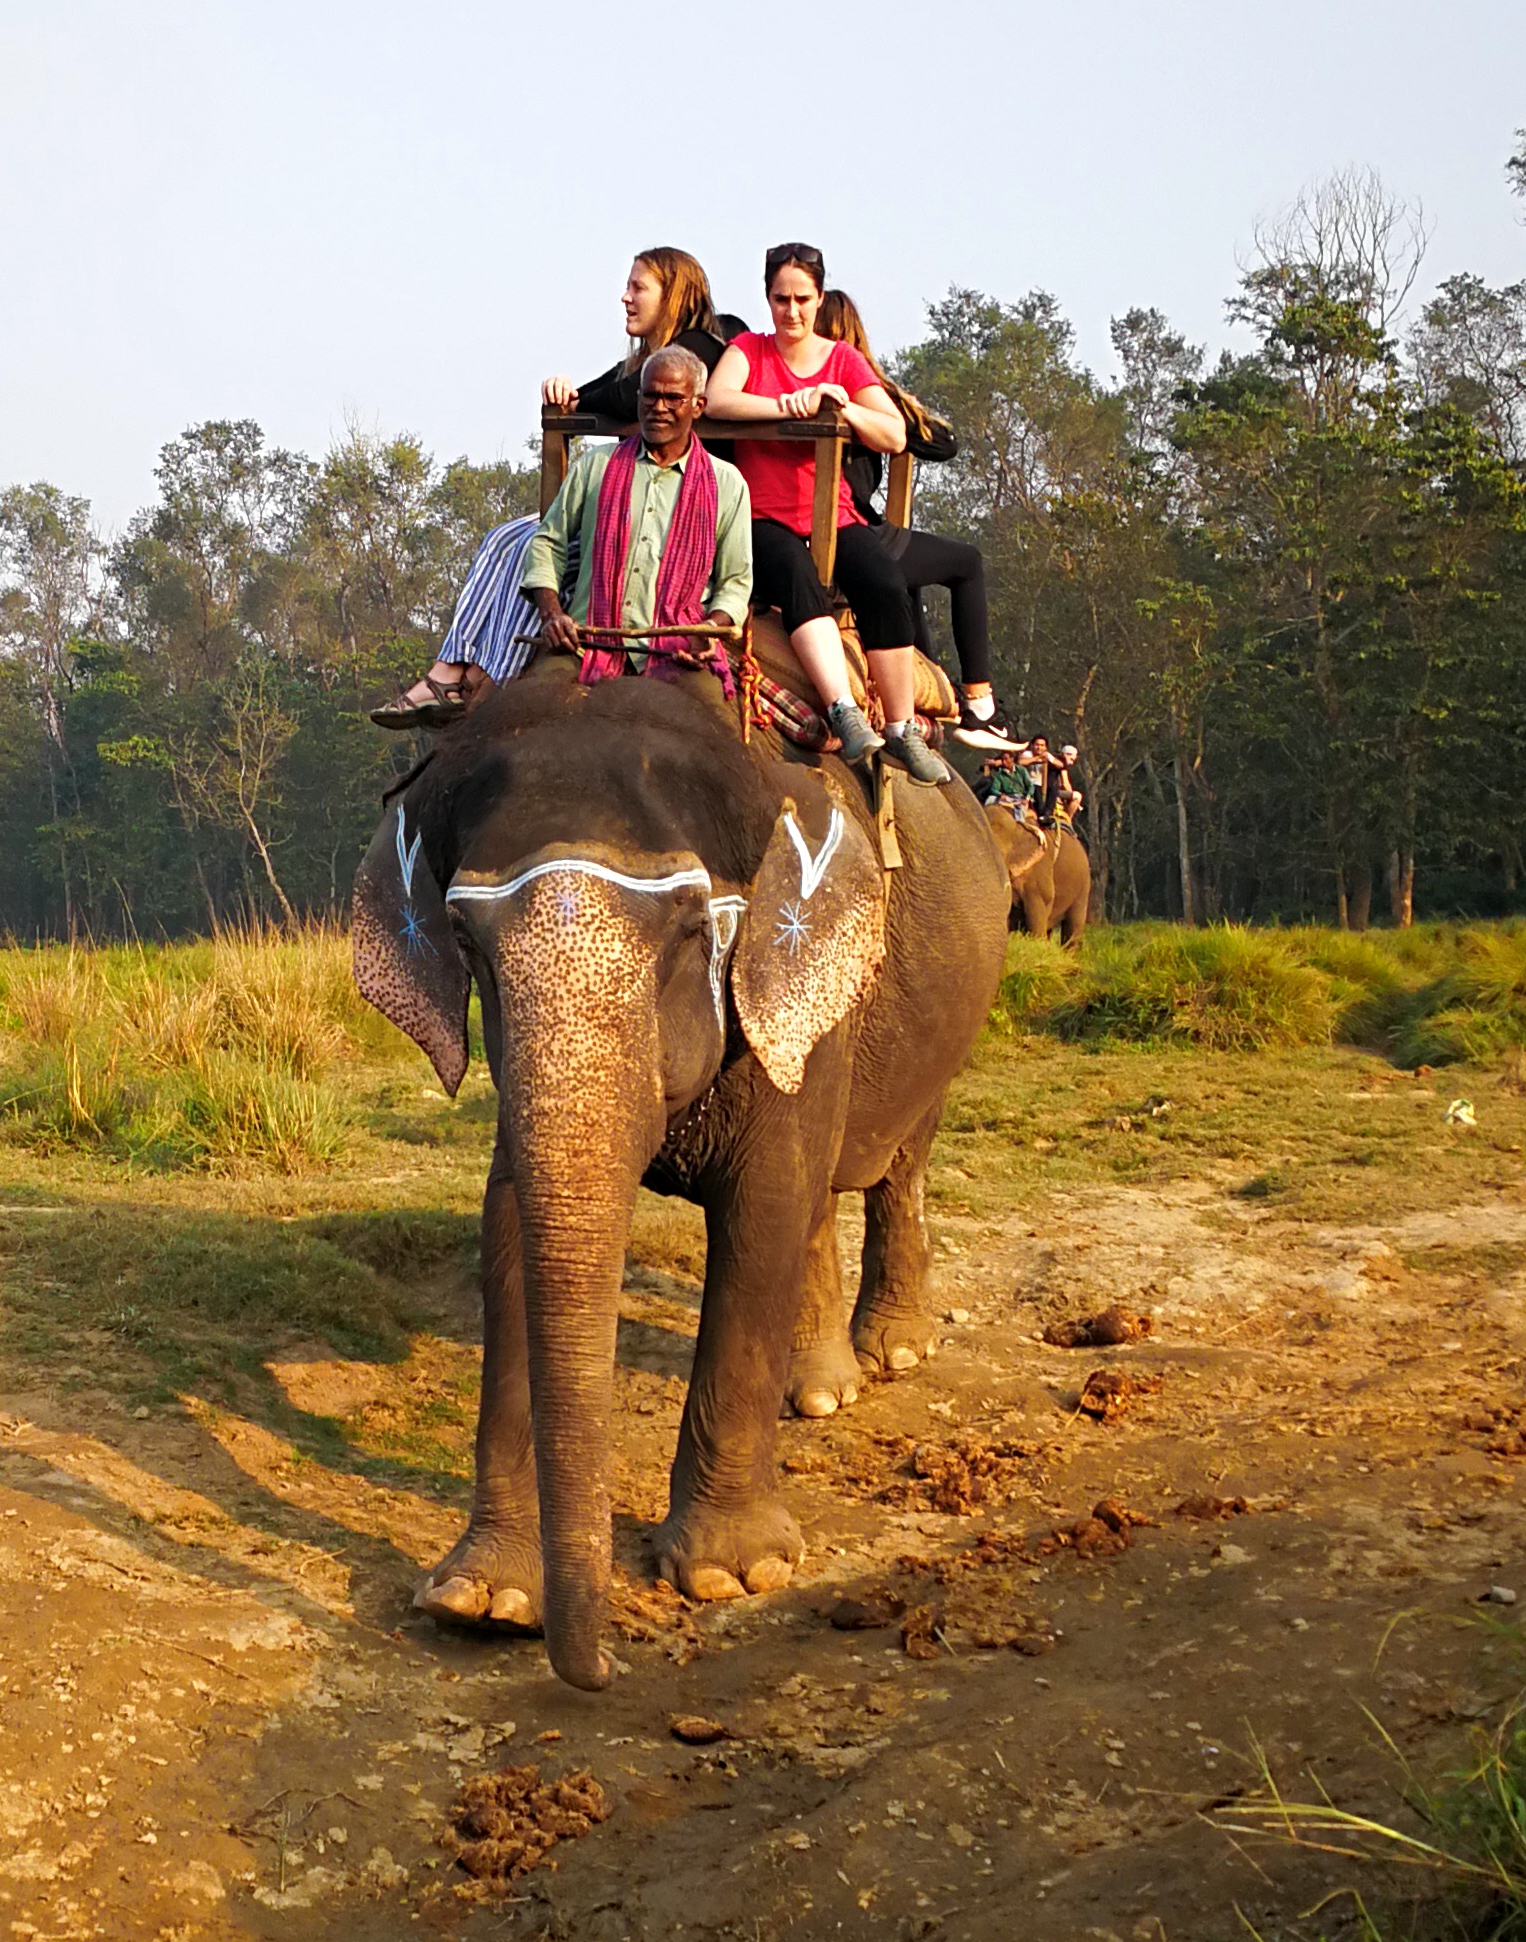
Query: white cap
1061 744 1078 761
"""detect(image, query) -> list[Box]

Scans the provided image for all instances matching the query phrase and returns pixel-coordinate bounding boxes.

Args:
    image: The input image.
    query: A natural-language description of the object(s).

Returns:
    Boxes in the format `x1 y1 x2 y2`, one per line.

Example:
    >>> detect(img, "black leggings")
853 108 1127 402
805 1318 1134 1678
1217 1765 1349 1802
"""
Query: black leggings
886 528 991 687
750 519 918 652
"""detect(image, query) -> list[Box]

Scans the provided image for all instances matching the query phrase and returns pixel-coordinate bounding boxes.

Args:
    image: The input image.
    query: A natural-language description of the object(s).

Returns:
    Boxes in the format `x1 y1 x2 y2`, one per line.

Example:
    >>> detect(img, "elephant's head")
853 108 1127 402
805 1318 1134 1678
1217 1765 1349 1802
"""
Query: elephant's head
352 693 882 1686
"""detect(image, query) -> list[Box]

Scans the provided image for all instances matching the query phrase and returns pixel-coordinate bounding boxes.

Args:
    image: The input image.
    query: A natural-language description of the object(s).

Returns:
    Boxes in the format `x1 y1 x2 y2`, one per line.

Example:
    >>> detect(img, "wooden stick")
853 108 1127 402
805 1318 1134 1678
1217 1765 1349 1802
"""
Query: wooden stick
511 624 742 647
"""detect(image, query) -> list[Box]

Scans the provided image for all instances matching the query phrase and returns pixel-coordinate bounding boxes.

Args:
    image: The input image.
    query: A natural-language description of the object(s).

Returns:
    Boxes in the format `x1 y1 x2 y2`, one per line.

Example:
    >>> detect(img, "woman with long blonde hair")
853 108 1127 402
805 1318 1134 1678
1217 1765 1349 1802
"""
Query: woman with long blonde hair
374 248 742 730
817 289 1016 752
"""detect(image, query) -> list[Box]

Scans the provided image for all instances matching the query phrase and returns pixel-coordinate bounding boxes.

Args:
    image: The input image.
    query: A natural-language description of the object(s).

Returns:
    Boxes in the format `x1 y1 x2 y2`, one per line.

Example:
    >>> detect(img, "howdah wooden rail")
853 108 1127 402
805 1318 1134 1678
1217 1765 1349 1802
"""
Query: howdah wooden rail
540 405 914 586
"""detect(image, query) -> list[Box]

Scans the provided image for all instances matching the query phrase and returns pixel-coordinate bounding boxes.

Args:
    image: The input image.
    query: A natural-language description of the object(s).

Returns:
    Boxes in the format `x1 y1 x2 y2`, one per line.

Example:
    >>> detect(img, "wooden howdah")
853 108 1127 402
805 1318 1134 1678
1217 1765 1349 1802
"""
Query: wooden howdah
539 408 915 587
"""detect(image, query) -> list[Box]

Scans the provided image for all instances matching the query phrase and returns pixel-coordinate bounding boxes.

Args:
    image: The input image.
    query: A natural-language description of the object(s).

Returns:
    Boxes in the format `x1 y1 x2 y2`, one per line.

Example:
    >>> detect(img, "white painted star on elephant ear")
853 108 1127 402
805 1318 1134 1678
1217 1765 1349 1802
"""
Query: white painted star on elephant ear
772 901 811 956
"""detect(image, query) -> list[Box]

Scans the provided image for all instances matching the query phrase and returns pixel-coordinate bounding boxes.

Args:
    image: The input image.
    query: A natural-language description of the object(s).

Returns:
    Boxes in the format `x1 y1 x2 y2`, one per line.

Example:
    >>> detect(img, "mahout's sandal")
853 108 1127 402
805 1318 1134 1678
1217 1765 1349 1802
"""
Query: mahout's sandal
370 673 473 732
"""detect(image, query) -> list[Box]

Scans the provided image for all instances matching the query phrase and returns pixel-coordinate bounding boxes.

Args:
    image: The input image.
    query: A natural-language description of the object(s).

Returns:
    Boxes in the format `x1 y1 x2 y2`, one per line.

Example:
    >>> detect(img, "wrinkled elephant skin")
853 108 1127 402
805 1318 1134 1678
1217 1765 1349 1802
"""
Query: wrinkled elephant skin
353 658 1010 1688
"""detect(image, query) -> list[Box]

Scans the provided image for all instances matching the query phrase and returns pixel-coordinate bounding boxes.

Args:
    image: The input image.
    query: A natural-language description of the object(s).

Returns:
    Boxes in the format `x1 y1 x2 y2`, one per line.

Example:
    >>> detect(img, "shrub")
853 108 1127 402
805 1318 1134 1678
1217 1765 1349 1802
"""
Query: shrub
988 935 1080 1035
1054 927 1335 1052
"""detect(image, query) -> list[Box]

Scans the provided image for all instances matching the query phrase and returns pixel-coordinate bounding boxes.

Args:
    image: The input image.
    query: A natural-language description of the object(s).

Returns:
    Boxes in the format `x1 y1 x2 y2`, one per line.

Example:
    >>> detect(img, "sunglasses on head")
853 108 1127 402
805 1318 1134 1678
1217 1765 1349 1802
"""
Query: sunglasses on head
765 243 825 270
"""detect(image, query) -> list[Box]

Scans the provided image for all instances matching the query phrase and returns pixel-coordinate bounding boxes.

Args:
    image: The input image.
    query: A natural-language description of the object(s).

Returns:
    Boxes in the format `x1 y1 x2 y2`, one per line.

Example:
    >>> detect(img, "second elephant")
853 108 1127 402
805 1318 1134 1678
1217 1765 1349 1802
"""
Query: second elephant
985 805 1091 945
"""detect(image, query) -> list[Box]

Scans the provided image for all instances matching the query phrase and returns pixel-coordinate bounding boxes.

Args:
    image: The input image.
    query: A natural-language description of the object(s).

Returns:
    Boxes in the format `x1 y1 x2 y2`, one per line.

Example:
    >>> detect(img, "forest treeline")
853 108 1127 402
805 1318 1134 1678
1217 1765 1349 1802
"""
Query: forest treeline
2 160 1524 938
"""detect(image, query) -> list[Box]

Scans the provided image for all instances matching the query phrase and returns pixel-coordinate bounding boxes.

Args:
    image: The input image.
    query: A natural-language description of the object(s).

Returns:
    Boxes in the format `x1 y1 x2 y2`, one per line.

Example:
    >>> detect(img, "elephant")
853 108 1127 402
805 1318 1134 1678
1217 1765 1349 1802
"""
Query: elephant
984 804 1091 946
352 654 1010 1690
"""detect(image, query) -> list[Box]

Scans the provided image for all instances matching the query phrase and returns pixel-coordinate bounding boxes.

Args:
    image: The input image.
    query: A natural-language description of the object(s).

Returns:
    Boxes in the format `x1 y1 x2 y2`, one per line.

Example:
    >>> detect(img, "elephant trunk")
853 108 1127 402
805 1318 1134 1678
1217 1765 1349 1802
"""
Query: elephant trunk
517 1175 636 1691
489 870 669 1690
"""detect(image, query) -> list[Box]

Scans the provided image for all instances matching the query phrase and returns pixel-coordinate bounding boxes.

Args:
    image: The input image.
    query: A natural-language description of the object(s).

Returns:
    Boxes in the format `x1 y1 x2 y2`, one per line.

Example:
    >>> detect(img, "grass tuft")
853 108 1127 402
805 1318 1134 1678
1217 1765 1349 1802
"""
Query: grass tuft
0 927 405 1173
993 921 1526 1067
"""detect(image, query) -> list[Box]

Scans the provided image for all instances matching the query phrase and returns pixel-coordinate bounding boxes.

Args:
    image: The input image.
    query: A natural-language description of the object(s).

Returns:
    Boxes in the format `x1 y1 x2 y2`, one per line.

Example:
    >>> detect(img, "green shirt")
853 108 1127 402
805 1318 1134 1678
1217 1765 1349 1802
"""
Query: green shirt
522 440 753 631
983 766 1035 803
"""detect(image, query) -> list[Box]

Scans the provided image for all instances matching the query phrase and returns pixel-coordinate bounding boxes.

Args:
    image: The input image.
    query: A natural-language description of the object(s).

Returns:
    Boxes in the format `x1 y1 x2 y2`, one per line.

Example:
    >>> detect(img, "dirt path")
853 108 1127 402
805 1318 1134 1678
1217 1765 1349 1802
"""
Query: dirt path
2 1142 1524 1939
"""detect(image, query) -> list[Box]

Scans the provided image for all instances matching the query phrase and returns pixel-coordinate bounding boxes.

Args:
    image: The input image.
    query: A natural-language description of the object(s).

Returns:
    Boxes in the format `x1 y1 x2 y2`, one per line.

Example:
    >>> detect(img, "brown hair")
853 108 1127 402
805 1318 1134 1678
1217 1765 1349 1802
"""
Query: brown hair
817 288 940 443
622 248 719 371
764 241 826 294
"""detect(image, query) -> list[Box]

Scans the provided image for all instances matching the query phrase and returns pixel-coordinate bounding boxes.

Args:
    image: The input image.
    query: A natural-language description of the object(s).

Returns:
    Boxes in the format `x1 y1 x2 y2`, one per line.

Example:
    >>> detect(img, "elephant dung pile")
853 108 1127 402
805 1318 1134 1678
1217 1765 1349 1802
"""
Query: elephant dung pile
1460 1396 1526 1458
441 1764 611 1893
1042 1305 1154 1348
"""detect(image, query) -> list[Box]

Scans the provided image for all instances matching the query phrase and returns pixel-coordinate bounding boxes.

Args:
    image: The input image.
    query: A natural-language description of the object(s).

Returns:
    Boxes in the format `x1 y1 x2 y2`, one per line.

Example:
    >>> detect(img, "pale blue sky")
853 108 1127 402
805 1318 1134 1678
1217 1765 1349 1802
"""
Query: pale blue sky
3 0 1522 532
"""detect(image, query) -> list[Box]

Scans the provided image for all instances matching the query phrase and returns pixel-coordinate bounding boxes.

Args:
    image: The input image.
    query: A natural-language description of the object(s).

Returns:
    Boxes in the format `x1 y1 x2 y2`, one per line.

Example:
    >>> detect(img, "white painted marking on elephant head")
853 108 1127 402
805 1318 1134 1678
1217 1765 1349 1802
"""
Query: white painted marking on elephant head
446 858 714 906
705 895 749 1025
782 807 844 901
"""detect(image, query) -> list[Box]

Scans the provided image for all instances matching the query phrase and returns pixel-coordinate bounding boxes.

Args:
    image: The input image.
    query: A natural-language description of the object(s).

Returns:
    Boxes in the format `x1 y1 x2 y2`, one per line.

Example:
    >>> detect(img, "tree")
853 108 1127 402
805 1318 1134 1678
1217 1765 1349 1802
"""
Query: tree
1408 274 1526 467
0 484 104 929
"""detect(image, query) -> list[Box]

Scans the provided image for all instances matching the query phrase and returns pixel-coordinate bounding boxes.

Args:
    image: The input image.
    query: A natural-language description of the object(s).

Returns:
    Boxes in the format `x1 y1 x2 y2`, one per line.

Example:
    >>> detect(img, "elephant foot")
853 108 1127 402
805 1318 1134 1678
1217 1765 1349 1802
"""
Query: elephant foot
782 1335 861 1418
853 1306 938 1379
654 1497 805 1603
414 1517 543 1632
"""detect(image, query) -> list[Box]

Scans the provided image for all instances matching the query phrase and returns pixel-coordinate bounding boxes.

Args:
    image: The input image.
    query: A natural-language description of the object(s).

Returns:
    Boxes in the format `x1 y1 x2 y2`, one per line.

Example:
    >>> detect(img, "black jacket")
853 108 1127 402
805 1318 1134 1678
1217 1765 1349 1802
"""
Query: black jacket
843 412 958 525
574 319 746 422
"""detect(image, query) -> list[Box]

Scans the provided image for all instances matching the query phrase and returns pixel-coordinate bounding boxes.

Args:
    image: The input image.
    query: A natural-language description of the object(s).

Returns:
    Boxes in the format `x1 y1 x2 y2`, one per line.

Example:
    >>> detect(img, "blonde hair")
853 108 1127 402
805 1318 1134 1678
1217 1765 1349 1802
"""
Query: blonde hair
818 288 940 445
622 248 719 371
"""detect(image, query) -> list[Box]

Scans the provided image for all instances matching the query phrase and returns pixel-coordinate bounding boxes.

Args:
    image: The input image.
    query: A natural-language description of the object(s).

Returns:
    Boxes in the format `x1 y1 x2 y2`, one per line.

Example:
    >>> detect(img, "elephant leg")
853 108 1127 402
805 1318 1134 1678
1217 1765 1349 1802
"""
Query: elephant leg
782 1194 861 1419
852 1095 943 1377
415 1139 543 1629
655 1095 829 1602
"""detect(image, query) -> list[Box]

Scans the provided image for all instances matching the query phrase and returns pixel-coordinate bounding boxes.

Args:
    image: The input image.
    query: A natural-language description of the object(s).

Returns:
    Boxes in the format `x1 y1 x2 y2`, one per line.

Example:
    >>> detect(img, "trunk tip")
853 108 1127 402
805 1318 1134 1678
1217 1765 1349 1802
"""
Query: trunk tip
550 1643 612 1693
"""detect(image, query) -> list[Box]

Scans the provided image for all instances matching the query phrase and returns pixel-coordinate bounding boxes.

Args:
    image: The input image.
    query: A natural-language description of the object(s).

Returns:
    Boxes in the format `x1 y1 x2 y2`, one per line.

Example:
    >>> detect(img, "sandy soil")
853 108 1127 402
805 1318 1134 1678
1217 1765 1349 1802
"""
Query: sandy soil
2 1159 1525 1941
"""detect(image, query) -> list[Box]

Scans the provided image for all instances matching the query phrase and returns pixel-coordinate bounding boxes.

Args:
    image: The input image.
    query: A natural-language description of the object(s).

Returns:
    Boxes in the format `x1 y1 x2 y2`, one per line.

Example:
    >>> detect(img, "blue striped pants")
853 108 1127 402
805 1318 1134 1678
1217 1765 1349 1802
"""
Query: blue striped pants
441 516 541 682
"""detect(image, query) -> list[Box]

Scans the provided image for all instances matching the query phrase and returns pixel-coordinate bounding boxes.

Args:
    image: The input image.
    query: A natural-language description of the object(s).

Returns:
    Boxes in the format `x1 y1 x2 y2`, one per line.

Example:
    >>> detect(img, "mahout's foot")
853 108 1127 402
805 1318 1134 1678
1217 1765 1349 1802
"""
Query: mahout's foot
414 1517 542 1630
782 1335 861 1418
654 1497 805 1602
853 1307 938 1378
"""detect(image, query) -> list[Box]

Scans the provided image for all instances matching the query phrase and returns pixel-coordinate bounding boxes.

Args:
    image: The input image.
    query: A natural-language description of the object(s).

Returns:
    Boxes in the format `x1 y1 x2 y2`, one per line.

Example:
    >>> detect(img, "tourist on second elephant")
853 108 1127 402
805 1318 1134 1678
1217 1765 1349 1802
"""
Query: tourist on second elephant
704 243 950 786
373 248 739 731
521 346 752 682
978 753 1035 815
816 289 1018 756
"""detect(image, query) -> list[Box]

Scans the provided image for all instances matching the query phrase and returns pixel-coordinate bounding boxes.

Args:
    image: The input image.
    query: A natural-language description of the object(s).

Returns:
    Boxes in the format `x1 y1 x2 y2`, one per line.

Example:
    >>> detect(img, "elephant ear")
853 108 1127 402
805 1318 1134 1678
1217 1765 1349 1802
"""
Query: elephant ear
353 801 471 1096
732 792 884 1094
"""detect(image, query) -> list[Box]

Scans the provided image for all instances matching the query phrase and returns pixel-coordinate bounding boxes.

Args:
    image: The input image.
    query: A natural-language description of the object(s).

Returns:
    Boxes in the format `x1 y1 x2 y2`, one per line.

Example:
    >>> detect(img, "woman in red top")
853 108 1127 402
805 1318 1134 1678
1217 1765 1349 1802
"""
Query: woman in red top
706 243 949 784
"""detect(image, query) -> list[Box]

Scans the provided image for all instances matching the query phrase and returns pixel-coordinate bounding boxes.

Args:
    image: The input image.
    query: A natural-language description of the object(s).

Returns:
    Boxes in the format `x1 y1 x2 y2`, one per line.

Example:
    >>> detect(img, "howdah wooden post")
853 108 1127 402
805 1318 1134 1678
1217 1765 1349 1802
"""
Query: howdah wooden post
883 450 914 530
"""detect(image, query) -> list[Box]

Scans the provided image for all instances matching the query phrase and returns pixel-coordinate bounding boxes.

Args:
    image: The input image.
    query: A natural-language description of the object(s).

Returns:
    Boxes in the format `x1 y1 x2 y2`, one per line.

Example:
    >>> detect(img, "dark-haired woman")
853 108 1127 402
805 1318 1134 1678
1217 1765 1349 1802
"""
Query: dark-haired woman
374 249 740 730
705 243 949 785
817 289 1015 754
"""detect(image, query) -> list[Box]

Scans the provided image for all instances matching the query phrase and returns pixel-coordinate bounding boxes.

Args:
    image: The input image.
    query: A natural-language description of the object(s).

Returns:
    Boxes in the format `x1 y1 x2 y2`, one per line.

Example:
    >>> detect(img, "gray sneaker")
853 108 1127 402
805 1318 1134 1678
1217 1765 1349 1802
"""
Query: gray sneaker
883 721 951 786
825 699 885 764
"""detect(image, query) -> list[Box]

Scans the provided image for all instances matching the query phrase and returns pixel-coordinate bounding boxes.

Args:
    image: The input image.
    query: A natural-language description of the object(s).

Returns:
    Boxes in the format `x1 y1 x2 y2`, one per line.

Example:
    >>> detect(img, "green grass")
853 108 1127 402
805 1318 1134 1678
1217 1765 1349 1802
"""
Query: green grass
991 921 1526 1066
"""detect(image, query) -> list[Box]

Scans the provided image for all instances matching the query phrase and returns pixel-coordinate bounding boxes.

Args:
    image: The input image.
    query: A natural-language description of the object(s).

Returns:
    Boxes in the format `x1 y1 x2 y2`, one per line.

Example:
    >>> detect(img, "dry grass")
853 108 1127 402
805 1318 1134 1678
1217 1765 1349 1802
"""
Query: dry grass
0 926 408 1172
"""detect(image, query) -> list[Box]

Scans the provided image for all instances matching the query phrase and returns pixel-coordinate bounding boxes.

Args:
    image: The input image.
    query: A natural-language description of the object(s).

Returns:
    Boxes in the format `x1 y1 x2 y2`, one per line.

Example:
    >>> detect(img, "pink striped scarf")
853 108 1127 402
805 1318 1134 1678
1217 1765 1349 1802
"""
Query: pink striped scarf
579 435 733 694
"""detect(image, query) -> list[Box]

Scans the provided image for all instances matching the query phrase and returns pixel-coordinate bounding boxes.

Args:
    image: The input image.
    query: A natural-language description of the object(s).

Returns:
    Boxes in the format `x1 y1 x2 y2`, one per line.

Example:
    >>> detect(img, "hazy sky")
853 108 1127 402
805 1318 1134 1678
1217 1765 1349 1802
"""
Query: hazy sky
3 0 1522 533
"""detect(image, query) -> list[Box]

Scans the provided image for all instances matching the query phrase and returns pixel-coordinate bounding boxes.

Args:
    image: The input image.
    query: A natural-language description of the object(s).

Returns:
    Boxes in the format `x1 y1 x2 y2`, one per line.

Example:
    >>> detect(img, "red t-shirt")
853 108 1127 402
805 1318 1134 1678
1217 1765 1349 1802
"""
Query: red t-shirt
727 332 880 535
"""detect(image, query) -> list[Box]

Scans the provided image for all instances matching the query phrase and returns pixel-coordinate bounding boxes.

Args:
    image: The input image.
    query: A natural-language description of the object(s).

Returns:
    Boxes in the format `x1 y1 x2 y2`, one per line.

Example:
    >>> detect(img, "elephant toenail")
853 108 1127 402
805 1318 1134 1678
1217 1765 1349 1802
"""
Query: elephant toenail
417 1574 490 1619
842 1384 859 1406
743 1557 794 1594
888 1346 920 1371
687 1566 747 1602
488 1587 536 1626
796 1389 839 1417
